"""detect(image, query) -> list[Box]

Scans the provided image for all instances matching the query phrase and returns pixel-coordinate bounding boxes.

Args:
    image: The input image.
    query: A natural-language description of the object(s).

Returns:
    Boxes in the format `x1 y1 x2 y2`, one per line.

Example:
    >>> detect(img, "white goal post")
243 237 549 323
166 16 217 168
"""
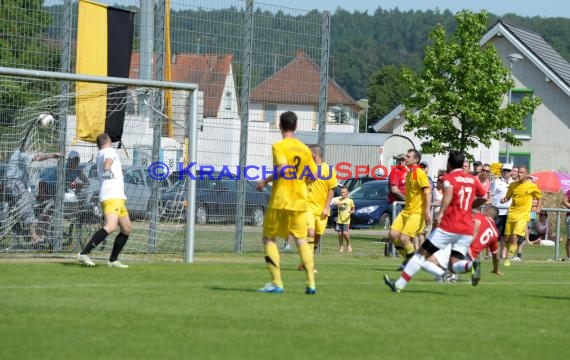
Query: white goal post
0 66 199 263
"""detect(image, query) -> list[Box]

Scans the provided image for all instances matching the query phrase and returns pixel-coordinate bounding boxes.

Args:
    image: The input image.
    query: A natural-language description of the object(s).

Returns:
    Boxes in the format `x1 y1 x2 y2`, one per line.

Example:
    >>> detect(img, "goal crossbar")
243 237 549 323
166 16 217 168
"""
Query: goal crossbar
0 66 198 91
0 66 199 264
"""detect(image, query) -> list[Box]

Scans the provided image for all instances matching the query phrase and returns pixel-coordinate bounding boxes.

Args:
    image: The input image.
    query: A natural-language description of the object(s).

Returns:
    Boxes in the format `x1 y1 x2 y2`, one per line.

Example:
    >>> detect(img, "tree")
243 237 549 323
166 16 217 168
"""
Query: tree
0 0 59 125
367 65 409 123
401 10 541 156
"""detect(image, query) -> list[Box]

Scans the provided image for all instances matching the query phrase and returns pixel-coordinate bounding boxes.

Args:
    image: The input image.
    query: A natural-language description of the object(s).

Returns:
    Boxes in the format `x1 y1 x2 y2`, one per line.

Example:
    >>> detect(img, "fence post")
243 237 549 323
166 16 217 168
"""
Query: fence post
235 0 254 253
318 11 331 156
146 0 168 254
555 211 561 261
53 0 74 252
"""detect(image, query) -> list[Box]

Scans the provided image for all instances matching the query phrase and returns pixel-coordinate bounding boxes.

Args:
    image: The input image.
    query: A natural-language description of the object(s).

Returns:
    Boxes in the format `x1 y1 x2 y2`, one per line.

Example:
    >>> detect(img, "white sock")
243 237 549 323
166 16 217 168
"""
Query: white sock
452 260 472 273
423 261 446 278
395 253 425 289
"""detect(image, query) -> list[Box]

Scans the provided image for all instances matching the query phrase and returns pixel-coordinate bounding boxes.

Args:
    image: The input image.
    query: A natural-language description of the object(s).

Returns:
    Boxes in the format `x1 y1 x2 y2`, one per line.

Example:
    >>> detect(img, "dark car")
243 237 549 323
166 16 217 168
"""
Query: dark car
329 180 391 229
121 165 172 217
33 165 102 234
334 176 380 197
160 175 270 227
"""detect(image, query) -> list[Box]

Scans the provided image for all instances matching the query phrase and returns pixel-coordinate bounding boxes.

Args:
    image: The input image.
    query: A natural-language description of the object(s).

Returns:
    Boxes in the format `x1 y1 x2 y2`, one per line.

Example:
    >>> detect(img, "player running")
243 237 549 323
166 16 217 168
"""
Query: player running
384 150 487 292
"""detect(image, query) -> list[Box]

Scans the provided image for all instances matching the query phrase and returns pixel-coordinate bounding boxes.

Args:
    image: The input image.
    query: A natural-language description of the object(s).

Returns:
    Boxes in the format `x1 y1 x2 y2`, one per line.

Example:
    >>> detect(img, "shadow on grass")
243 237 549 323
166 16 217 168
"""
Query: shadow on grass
529 295 570 301
401 289 468 297
208 285 258 293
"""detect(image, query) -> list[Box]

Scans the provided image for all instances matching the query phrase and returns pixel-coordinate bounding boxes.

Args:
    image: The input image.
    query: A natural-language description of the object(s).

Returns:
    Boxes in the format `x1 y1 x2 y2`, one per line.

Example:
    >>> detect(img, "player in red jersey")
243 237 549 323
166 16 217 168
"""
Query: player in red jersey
384 150 487 292
469 206 503 275
431 205 503 279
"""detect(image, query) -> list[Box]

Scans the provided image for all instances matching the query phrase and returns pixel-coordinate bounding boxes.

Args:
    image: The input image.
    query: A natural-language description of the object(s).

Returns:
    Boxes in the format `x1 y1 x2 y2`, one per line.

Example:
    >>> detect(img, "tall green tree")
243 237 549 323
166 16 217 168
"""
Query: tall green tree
367 65 409 123
402 10 541 156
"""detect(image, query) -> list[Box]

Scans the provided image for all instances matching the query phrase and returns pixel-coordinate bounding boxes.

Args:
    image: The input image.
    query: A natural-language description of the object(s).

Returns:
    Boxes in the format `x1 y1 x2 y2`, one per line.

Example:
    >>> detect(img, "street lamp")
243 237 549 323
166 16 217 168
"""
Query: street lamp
505 53 523 164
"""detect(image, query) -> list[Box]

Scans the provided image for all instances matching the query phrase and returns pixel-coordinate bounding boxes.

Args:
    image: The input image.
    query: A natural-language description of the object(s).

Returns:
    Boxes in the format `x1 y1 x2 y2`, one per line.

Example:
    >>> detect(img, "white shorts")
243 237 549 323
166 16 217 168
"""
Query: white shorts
428 227 473 258
432 244 452 267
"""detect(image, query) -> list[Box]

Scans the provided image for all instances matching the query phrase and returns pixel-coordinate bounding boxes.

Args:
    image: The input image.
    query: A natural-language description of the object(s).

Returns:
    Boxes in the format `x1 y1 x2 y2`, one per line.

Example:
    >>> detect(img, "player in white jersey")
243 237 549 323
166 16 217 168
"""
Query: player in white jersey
77 133 132 268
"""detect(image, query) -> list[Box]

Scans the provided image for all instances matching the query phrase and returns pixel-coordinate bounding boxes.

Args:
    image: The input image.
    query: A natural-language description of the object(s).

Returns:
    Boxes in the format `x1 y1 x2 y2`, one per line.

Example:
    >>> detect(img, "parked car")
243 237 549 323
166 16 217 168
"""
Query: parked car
160 175 270 227
121 165 172 218
34 165 102 226
45 163 172 219
329 180 391 229
334 176 380 197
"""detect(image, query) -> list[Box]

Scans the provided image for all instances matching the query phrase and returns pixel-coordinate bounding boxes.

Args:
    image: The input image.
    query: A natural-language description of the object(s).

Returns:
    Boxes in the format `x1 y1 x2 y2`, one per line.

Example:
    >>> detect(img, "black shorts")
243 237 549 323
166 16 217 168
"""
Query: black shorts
495 215 507 237
335 223 350 233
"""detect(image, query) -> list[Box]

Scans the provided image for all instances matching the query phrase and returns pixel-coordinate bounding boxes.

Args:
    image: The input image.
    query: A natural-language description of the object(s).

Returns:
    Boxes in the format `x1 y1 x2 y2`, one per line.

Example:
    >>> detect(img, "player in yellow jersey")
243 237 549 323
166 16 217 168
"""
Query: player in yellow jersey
297 145 337 273
256 111 318 294
500 165 542 266
389 149 432 267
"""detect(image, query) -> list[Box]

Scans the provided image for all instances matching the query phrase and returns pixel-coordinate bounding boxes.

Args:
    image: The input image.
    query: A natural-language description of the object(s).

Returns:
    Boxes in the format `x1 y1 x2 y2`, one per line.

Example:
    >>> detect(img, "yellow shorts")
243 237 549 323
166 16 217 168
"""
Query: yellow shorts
390 211 425 238
263 208 307 240
101 199 129 218
307 211 328 236
505 220 527 237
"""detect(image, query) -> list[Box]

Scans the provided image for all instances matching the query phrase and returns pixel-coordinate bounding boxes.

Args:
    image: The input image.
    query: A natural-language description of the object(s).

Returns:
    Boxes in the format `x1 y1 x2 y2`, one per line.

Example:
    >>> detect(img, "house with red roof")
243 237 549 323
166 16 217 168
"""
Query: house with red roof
249 50 363 132
130 52 239 128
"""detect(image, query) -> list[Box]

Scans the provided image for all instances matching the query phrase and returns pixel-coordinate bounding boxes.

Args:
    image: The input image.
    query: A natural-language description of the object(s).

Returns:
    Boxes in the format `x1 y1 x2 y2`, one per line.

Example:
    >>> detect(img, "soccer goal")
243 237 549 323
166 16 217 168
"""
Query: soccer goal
0 67 199 262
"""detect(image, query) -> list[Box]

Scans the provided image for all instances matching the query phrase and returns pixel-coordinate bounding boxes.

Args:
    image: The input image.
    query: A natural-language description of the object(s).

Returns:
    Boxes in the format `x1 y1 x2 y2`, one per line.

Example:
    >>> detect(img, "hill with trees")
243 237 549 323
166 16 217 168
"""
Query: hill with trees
5 4 570 127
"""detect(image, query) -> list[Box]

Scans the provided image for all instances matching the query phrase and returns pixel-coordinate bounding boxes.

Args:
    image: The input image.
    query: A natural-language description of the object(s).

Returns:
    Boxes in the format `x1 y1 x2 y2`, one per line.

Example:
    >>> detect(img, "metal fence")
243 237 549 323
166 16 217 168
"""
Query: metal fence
0 0 336 259
388 201 570 261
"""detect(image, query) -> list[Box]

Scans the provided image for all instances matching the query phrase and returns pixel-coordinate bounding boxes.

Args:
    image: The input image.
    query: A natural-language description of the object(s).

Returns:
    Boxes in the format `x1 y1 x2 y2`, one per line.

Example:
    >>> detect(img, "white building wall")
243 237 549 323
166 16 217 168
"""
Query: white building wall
391 116 499 178
249 102 357 133
216 67 240 120
493 38 570 172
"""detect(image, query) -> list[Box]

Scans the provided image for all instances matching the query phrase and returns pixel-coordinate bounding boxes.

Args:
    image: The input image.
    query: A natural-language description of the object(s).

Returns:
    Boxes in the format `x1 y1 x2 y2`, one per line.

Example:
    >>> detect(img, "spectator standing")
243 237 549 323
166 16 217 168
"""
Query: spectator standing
332 187 355 252
490 163 513 259
511 166 519 181
5 142 62 245
478 164 492 199
385 153 407 256
472 161 483 177
463 160 471 174
388 154 407 214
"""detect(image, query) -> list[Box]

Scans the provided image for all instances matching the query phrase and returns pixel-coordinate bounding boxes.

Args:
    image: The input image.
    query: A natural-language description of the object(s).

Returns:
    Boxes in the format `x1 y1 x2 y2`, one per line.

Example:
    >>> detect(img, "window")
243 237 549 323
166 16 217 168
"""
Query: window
499 152 531 171
124 169 143 185
263 104 277 123
88 165 98 179
224 91 232 110
510 89 534 138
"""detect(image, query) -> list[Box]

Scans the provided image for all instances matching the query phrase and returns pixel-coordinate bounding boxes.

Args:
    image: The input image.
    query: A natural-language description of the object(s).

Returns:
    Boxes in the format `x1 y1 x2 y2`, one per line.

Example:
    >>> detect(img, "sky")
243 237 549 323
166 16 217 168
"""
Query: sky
260 0 570 18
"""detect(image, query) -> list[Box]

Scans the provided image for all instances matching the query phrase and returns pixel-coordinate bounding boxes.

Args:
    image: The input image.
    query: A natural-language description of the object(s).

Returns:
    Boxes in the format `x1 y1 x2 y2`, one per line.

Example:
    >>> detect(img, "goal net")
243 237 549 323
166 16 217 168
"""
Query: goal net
0 77 193 260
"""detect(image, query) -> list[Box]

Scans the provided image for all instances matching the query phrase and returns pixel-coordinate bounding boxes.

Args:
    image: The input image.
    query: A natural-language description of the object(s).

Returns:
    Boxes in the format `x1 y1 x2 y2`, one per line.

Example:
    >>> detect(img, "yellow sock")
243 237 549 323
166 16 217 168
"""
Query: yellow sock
404 243 415 259
508 243 517 259
298 242 315 289
264 242 282 287
307 236 315 250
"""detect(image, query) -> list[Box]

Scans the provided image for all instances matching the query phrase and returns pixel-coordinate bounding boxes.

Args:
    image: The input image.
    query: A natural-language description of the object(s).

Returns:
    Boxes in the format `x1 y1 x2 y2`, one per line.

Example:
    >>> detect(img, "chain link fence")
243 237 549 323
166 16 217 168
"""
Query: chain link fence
0 0 353 260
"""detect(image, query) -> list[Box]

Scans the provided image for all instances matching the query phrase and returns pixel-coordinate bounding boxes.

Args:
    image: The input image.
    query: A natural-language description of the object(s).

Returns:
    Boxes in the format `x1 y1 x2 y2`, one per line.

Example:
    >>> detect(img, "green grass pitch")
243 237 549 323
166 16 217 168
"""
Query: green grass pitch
1 238 569 360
